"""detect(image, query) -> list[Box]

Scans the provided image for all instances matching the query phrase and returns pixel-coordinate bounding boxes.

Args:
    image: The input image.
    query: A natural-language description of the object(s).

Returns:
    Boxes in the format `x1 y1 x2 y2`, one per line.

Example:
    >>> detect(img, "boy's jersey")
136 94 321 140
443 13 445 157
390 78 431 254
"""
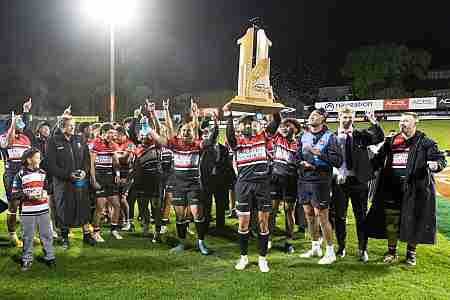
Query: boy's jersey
12 168 48 216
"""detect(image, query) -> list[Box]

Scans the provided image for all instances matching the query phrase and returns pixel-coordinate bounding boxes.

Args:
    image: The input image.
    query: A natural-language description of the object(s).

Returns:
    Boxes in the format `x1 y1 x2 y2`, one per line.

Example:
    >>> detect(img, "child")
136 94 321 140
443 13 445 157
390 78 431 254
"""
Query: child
12 148 55 271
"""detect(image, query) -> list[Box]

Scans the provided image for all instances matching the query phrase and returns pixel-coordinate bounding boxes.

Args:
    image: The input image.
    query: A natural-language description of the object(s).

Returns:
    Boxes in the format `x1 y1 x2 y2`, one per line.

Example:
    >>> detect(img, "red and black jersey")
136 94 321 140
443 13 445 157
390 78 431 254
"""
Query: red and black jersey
391 134 417 178
134 141 161 177
168 136 202 188
232 132 271 182
12 167 48 216
87 138 96 152
91 138 119 176
116 139 135 178
269 132 298 177
0 131 31 173
161 146 173 173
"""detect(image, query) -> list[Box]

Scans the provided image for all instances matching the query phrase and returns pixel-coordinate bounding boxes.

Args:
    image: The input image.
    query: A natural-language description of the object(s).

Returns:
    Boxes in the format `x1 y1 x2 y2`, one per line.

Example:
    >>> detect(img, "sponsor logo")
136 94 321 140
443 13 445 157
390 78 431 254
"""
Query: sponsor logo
324 103 335 111
317 100 383 112
383 99 409 110
439 98 450 106
409 97 437 110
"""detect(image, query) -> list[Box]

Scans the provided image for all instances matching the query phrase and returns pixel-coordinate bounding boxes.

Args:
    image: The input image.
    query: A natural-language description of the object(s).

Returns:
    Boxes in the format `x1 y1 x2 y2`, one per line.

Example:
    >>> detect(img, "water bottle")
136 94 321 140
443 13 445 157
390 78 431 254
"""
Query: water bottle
72 170 88 189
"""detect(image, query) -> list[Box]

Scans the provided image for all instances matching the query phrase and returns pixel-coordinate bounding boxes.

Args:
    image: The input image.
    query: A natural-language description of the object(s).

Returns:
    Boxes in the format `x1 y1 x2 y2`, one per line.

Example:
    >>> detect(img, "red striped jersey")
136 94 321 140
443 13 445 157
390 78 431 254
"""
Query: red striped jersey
0 131 31 172
134 141 161 176
161 146 173 173
269 133 298 176
233 132 271 181
87 138 96 152
91 138 119 175
116 139 135 177
168 137 202 185
12 168 48 216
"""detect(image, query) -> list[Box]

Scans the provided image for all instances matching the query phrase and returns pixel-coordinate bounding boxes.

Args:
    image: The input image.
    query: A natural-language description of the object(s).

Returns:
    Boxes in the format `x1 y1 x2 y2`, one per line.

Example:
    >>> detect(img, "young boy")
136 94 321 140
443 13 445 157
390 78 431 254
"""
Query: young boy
12 148 55 271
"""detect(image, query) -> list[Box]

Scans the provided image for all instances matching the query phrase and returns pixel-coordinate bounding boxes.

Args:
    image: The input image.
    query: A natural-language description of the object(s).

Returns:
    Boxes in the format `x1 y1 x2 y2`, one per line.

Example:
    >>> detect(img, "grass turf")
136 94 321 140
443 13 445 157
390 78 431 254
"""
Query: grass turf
0 120 450 300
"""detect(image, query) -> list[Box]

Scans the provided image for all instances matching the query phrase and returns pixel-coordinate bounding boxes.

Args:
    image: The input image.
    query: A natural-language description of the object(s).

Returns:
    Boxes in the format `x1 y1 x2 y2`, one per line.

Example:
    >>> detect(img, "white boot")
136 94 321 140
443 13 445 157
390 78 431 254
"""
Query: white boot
318 245 336 265
300 241 322 258
258 256 270 273
235 255 249 271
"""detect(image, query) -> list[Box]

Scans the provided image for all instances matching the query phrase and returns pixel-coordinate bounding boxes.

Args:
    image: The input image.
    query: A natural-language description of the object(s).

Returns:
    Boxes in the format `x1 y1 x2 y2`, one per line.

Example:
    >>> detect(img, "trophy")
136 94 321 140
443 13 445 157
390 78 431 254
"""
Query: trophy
226 25 285 113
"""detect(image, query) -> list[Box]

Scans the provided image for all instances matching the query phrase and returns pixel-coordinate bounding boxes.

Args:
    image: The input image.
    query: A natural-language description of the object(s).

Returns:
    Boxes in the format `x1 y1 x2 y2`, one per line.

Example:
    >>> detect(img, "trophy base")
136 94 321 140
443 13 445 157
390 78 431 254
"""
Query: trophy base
227 96 285 114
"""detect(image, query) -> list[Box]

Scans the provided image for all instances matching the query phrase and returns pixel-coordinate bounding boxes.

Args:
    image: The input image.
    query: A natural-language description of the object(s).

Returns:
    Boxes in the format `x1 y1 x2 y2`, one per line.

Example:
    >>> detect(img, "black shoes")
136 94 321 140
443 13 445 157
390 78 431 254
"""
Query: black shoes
83 234 97 246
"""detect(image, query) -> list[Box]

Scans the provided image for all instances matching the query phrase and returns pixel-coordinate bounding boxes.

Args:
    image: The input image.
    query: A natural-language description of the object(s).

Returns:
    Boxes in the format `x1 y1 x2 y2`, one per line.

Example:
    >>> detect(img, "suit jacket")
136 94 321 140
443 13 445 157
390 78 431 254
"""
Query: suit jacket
337 123 384 184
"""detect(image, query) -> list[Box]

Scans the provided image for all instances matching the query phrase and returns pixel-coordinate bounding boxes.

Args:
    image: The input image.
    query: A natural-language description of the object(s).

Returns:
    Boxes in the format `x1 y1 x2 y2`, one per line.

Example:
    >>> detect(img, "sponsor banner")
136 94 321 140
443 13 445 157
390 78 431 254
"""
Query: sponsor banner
315 100 384 112
409 97 437 110
383 99 409 111
438 98 450 109
71 116 99 123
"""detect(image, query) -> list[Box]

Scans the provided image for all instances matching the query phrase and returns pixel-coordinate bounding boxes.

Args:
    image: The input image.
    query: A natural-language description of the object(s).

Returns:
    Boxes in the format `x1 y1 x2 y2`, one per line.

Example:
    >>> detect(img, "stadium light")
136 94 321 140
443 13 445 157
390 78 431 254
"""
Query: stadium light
81 0 139 122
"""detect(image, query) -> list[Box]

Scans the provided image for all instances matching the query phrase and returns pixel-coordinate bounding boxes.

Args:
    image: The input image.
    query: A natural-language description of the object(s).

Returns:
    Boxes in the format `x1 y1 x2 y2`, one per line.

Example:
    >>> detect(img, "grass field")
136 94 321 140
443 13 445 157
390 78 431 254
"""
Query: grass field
1 120 450 300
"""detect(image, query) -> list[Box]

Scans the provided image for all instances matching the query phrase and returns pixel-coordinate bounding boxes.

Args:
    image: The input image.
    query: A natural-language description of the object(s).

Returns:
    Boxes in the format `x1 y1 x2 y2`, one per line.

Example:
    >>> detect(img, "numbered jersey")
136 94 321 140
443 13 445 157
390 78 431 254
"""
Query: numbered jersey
233 132 271 182
168 137 202 189
0 132 31 173
269 133 298 177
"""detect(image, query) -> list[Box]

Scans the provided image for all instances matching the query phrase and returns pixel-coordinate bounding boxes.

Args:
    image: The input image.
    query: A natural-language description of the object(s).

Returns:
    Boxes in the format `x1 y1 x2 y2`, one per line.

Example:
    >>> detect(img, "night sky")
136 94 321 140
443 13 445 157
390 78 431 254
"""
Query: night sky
1 0 450 114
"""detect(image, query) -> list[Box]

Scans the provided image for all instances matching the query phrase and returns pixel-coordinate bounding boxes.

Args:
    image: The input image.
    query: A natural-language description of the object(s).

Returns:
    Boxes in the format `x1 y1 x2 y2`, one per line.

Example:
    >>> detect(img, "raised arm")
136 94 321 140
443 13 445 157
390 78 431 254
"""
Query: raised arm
201 112 219 149
21 98 34 142
191 100 200 140
265 112 282 136
149 128 168 146
163 99 175 140
2 113 17 148
223 103 237 149
355 111 385 147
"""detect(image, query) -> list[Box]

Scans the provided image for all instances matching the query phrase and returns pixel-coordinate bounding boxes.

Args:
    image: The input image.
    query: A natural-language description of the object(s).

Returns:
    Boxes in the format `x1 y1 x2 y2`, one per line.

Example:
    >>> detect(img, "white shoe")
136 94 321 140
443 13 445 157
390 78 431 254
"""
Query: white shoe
52 231 59 239
121 223 131 231
235 255 249 271
267 240 272 250
111 230 123 240
93 232 105 243
360 250 369 263
258 256 270 273
160 225 168 234
318 253 336 265
300 247 322 258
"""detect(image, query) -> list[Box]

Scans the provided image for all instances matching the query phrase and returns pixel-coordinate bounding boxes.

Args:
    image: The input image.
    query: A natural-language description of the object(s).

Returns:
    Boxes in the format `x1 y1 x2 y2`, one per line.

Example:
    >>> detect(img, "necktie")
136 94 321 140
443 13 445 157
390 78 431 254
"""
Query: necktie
345 133 353 171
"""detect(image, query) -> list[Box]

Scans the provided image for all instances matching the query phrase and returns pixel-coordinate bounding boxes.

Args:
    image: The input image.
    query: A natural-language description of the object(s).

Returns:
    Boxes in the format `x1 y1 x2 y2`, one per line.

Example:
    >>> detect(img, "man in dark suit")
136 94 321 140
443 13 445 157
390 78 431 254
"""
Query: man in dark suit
199 113 232 231
331 107 384 262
